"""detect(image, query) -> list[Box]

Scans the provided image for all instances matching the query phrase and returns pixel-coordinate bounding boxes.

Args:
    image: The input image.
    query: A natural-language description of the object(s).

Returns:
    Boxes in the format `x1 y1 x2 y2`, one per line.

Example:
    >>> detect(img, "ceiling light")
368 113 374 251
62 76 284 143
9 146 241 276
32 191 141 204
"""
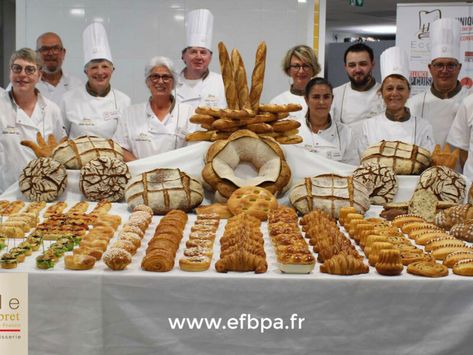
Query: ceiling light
174 14 185 21
70 8 85 16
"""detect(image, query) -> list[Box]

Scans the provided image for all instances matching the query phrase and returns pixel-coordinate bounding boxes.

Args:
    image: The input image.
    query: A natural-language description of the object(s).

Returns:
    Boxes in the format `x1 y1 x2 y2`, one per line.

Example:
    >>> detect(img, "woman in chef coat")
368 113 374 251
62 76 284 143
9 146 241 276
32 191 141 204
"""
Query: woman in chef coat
358 46 435 156
270 45 320 123
112 56 197 161
298 77 358 165
0 48 65 192
61 23 130 139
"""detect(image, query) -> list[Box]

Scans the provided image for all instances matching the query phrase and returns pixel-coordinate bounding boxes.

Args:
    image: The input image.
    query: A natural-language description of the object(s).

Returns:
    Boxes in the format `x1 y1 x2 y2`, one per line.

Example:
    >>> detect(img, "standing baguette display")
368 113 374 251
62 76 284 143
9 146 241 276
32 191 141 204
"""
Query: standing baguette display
218 42 239 109
231 49 251 110
249 41 267 111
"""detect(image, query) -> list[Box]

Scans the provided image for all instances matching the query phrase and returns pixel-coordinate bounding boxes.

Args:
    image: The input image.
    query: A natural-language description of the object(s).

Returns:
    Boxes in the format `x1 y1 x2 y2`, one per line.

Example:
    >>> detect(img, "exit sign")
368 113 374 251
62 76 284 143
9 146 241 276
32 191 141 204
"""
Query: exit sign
349 0 364 6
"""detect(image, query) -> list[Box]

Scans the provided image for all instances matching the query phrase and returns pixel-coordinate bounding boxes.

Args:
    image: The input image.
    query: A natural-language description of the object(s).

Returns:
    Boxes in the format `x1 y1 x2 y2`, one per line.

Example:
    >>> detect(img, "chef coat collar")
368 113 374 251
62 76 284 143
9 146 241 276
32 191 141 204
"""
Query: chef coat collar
306 114 333 133
8 88 46 111
385 107 411 122
290 85 305 96
430 81 462 99
86 82 111 97
148 95 176 115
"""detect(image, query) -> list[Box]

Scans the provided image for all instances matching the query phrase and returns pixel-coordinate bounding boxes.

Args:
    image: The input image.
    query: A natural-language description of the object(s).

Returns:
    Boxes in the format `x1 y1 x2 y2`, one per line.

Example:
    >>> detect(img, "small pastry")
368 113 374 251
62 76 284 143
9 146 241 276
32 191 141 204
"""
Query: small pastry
375 249 403 276
179 255 211 272
64 254 96 270
407 261 449 277
103 248 132 271
452 259 473 276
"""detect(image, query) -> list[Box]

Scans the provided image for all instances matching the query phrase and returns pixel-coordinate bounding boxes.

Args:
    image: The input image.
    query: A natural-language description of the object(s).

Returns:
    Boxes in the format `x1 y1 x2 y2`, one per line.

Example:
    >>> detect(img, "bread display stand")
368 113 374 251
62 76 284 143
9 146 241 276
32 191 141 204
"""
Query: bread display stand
1 142 473 355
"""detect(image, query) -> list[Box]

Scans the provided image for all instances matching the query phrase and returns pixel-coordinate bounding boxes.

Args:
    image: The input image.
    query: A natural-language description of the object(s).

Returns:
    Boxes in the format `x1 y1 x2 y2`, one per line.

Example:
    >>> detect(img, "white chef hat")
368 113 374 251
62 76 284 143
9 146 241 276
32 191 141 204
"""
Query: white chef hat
185 9 214 50
380 46 410 82
83 22 113 66
430 17 461 61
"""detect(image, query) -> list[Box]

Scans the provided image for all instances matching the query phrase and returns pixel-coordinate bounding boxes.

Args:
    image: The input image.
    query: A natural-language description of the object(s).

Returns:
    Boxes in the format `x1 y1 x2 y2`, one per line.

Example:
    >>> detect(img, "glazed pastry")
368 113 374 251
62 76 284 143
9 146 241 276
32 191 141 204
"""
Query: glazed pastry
141 249 175 272
375 249 403 276
407 261 449 277
452 259 473 276
443 251 473 268
320 252 369 275
179 255 211 272
215 250 267 273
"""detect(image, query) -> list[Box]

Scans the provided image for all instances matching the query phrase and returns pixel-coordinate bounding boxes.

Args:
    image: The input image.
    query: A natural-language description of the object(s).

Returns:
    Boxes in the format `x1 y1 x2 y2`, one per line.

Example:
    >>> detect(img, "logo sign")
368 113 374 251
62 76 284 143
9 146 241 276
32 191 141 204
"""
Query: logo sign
0 273 28 355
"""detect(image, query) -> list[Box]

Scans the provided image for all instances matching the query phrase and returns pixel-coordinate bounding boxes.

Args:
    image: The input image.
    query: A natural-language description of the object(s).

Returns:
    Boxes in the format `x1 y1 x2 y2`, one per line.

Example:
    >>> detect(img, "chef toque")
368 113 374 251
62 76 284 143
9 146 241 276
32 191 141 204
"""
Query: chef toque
185 9 214 50
430 17 461 61
380 46 410 82
83 22 113 66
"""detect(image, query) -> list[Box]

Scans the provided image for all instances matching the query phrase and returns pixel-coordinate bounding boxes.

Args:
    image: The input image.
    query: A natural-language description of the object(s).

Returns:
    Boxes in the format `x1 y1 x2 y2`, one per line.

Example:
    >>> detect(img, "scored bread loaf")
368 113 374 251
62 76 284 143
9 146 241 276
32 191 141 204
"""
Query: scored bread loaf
361 140 431 175
249 41 267 111
231 49 251 110
51 135 124 169
218 42 239 109
352 162 398 205
415 166 465 203
125 168 204 215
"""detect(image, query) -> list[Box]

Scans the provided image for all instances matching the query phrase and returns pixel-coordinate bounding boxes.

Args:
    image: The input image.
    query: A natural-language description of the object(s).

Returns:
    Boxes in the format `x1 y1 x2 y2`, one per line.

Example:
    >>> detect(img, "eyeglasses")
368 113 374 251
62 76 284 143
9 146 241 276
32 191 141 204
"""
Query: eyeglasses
147 74 173 83
431 62 459 71
10 64 38 75
289 64 312 71
37 46 64 55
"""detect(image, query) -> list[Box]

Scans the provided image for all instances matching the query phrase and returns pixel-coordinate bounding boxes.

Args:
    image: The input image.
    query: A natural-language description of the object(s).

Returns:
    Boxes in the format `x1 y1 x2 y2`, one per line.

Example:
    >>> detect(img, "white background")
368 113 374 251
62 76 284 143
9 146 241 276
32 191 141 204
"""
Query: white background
15 0 320 104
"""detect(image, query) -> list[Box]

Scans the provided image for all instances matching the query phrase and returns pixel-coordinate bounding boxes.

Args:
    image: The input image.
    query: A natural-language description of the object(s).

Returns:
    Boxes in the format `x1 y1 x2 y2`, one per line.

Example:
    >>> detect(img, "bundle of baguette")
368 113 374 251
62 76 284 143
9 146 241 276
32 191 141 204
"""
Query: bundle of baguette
186 42 303 144
215 213 267 273
267 206 315 273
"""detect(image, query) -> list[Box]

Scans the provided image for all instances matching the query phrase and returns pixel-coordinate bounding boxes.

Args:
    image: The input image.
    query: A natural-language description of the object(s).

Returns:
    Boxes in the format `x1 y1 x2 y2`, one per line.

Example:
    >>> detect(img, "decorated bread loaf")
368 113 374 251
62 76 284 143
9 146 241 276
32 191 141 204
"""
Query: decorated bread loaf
289 174 370 218
125 168 204 215
352 162 398 205
51 135 124 169
80 157 131 202
415 166 465 203
361 140 431 175
19 158 67 202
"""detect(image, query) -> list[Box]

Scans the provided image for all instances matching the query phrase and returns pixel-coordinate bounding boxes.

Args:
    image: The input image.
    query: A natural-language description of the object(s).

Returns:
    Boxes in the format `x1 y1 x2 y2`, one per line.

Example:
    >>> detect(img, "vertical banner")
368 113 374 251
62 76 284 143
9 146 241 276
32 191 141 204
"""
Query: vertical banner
396 3 473 95
0 273 28 355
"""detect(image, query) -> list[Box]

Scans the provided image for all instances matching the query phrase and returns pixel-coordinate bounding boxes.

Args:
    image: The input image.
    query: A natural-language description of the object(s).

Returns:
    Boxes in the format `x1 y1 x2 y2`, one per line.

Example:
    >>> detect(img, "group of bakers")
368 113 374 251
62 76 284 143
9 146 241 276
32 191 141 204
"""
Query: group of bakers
0 10 472 193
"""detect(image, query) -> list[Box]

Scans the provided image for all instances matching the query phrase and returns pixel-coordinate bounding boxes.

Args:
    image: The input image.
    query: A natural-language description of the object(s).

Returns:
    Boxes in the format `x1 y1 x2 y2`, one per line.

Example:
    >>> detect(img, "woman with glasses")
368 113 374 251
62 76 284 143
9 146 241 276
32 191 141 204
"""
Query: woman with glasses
0 48 66 192
358 47 435 157
270 45 320 123
61 23 131 139
298 77 358 164
113 57 197 161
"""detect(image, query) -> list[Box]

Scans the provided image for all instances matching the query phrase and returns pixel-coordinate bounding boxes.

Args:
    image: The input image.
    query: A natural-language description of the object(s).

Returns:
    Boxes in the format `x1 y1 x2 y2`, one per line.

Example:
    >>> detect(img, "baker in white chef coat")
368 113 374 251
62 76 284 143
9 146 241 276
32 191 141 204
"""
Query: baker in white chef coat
113 56 197 161
298 77 358 165
0 48 66 193
270 45 321 124
409 18 468 148
61 22 131 139
176 8 226 110
35 32 83 105
332 43 385 128
358 46 435 156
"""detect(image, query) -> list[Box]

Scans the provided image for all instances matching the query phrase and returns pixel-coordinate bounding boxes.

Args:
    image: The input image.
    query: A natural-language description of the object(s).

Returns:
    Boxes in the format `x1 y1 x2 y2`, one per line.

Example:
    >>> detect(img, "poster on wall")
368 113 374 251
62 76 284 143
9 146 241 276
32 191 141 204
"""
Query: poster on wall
396 3 473 95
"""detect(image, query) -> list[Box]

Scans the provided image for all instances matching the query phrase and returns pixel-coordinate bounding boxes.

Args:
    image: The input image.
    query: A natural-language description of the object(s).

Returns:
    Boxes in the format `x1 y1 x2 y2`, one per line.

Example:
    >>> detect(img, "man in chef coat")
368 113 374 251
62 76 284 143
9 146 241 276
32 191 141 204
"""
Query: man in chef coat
176 9 226 110
409 18 469 148
331 43 384 127
35 32 82 105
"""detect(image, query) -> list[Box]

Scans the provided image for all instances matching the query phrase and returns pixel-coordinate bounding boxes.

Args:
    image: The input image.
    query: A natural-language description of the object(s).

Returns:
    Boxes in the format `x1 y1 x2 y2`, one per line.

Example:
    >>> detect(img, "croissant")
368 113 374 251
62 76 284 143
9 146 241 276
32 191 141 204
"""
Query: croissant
320 252 369 275
141 249 175 272
431 144 459 170
21 132 66 158
215 250 267 273
220 243 266 258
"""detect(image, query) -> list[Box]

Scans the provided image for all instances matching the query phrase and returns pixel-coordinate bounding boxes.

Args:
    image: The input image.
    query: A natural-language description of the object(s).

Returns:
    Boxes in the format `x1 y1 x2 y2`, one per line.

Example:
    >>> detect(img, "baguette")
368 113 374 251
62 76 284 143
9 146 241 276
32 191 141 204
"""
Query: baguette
231 49 251 110
249 41 267 111
218 42 239 109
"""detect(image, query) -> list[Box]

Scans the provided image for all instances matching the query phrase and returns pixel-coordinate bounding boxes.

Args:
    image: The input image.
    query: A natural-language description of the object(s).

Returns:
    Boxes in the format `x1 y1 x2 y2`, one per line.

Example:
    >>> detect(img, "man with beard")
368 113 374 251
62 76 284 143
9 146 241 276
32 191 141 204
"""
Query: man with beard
35 32 82 105
331 43 384 127
176 9 226 110
410 18 468 149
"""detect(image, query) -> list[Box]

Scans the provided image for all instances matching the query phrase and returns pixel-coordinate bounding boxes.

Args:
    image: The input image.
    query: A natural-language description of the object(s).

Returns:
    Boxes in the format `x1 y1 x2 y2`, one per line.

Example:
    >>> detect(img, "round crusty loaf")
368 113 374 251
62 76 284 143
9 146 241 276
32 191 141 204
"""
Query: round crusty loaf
125 168 204 215
289 174 371 218
51 135 124 170
80 157 131 202
415 166 465 203
352 162 398 205
361 140 431 175
19 157 67 202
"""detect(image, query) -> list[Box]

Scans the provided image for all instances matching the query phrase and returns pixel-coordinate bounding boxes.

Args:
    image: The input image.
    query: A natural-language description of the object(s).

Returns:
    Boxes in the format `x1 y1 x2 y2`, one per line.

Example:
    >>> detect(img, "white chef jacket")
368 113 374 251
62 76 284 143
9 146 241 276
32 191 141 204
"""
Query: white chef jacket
447 94 473 179
358 112 435 157
270 90 307 124
332 82 385 125
297 118 359 165
0 90 66 192
61 85 131 139
176 71 226 110
112 101 198 159
36 72 83 106
408 85 470 147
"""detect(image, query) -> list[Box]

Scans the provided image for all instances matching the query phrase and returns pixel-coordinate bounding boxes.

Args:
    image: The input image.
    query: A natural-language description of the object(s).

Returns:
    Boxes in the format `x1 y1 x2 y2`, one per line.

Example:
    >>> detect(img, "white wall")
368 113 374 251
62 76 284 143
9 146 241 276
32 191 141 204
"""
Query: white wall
16 0 322 104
